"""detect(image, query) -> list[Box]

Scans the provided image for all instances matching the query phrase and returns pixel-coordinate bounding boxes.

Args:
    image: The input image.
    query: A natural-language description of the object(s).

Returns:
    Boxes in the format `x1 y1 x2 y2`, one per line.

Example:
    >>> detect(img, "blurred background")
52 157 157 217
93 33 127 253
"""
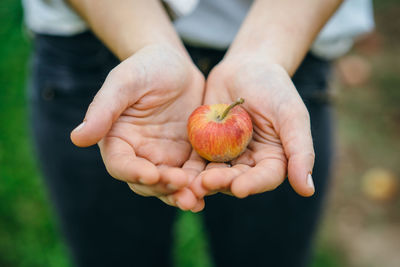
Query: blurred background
0 1 399 266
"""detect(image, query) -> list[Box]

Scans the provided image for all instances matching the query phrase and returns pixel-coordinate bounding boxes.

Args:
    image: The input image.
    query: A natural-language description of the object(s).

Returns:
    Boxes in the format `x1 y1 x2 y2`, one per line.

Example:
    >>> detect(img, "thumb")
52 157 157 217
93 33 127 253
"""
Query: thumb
278 103 315 197
70 69 136 147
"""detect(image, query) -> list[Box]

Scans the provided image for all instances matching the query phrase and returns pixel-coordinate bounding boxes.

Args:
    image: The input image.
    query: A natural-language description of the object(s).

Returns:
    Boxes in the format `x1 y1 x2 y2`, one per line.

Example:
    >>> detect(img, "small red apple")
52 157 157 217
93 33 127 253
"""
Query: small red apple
187 98 253 162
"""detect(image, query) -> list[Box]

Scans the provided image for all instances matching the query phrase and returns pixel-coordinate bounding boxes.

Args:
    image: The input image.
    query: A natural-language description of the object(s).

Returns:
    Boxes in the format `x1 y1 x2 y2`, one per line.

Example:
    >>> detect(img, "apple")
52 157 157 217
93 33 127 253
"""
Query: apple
187 98 253 162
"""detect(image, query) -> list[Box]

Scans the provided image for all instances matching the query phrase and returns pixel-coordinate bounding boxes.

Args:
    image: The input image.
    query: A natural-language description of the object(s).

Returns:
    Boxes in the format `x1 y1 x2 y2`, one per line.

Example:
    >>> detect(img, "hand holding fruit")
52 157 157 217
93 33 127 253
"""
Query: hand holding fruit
69 44 316 213
189 57 316 200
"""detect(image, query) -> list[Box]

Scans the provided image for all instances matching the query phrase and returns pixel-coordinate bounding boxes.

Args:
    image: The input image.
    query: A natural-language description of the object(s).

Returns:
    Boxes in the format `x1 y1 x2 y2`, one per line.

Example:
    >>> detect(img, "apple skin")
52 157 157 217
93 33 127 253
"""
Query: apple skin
187 102 253 162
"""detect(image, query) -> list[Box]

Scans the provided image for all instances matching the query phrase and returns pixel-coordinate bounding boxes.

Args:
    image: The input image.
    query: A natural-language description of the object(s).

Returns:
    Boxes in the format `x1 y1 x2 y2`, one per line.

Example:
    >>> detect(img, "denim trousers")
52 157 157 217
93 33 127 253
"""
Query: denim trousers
28 32 333 267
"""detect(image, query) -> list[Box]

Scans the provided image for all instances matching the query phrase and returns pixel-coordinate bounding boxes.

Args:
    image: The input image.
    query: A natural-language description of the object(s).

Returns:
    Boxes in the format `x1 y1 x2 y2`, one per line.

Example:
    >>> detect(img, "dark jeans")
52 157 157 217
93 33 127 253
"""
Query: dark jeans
28 32 333 267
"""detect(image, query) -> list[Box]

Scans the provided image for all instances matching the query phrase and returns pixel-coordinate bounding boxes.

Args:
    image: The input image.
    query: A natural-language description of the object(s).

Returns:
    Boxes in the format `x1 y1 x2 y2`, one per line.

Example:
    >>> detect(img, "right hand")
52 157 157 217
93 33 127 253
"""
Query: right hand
70 44 206 211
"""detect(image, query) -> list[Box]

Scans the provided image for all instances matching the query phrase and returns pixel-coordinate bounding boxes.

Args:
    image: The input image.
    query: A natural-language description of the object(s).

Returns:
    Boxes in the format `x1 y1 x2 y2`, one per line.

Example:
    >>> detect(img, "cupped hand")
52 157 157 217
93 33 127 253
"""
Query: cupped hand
190 56 316 200
70 44 205 211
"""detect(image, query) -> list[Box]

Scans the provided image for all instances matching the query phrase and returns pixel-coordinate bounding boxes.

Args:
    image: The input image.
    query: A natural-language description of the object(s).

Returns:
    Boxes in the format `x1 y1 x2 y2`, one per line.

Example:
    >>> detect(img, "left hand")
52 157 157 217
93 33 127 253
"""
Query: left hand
190 55 316 200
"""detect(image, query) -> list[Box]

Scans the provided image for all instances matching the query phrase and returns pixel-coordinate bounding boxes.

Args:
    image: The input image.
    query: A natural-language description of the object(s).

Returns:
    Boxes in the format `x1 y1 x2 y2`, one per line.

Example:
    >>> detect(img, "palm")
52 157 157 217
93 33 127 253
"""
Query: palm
72 45 205 208
106 74 202 168
214 93 287 186
191 61 315 198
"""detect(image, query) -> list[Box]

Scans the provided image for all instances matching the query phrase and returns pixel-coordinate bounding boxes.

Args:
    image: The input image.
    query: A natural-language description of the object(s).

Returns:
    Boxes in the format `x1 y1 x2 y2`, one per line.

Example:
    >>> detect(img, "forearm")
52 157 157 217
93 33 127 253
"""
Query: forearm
67 0 186 60
226 0 343 76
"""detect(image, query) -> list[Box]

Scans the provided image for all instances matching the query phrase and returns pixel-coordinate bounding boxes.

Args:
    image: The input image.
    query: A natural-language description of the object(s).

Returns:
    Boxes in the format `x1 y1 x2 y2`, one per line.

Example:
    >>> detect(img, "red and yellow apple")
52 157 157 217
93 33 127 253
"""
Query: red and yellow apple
187 98 253 162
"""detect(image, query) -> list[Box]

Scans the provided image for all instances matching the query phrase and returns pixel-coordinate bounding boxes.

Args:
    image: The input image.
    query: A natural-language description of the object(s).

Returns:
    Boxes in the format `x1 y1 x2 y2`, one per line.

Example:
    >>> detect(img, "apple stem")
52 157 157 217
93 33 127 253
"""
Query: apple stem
217 98 245 121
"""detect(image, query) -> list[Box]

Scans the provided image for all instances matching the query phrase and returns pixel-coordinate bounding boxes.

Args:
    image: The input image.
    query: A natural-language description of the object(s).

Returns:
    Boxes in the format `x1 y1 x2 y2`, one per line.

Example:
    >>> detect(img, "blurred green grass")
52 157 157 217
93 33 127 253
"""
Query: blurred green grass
0 1 344 266
0 2 71 267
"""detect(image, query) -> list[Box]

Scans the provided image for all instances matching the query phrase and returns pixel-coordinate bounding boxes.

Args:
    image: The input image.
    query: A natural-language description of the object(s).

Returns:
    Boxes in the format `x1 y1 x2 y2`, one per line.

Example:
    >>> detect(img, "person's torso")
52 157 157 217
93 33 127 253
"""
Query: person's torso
23 0 374 59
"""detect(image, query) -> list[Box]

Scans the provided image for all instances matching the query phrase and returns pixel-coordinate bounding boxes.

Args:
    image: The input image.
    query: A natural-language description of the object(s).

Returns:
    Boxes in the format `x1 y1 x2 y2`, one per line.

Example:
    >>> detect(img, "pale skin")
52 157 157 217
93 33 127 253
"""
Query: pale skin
69 0 206 211
69 0 343 212
189 0 343 201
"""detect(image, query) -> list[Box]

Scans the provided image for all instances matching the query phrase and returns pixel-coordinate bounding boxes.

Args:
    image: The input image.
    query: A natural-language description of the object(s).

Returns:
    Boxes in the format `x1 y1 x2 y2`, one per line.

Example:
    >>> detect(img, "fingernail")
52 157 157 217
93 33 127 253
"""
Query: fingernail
190 201 204 213
307 173 315 190
73 121 86 132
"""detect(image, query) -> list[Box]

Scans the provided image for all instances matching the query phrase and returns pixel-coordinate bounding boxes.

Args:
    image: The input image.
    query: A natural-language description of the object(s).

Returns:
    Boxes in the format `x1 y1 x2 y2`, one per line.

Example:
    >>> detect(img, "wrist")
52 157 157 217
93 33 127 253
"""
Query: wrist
210 53 289 97
225 32 302 77
69 0 188 61
117 39 190 62
224 0 343 77
221 47 291 77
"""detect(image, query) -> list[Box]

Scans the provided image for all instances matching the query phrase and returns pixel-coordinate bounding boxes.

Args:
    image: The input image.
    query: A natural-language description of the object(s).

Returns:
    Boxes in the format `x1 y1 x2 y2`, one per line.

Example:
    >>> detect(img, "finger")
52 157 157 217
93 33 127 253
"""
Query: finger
202 164 250 192
158 196 177 207
128 183 156 197
127 167 190 198
190 162 231 198
182 151 207 182
231 158 286 198
164 188 199 211
184 152 210 198
99 137 160 185
288 153 315 196
128 182 173 197
191 198 205 213
139 163 201 211
278 104 315 197
70 68 139 147
158 166 188 191
205 162 231 170
189 173 209 199
189 173 220 198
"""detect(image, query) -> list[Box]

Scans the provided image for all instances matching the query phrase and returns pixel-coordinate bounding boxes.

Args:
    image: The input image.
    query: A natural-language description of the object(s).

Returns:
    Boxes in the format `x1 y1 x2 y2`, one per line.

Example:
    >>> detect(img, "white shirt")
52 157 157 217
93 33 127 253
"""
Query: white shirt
22 0 374 59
